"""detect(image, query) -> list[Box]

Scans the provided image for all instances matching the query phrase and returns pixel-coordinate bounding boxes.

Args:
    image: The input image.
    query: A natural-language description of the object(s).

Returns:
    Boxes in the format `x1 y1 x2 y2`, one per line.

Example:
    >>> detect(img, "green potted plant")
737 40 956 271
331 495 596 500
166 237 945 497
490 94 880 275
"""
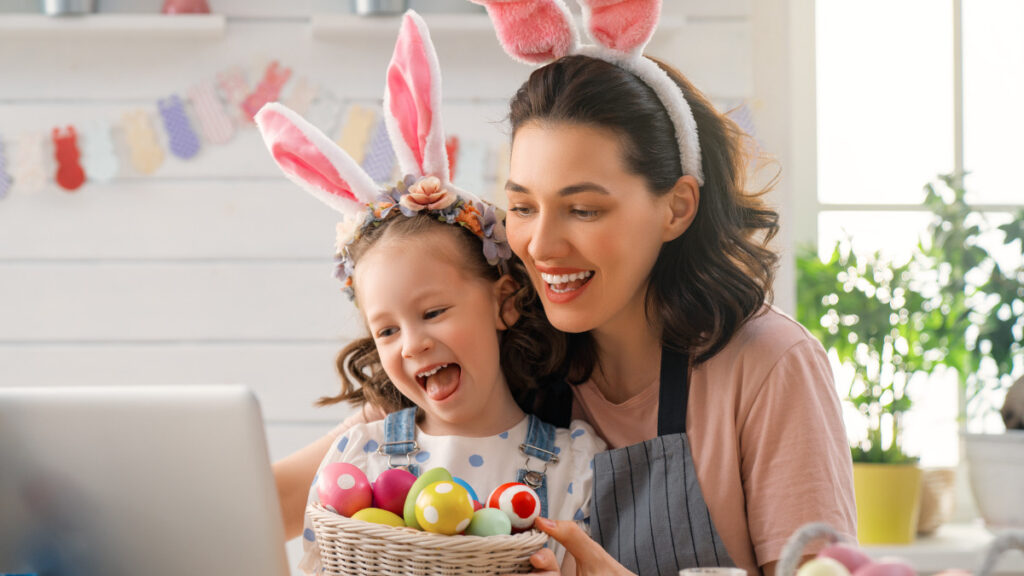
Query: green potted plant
797 241 926 544
797 173 1024 535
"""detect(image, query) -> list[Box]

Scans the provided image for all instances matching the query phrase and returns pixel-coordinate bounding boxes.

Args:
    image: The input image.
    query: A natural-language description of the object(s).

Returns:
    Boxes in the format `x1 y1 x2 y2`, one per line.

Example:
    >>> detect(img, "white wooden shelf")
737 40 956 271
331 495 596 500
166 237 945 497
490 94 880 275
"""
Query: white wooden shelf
863 523 1024 575
0 14 226 39
311 13 685 41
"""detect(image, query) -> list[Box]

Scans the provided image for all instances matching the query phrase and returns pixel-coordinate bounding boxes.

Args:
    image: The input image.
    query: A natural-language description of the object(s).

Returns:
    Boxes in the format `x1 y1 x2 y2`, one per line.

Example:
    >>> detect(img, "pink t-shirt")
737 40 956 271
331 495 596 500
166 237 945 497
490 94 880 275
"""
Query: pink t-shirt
329 307 856 575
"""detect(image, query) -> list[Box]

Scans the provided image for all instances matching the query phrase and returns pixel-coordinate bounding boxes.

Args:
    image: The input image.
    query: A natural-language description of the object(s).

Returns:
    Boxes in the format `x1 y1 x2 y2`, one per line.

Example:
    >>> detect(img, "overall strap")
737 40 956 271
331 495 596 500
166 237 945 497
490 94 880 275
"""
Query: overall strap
657 346 691 436
379 407 420 476
517 414 559 518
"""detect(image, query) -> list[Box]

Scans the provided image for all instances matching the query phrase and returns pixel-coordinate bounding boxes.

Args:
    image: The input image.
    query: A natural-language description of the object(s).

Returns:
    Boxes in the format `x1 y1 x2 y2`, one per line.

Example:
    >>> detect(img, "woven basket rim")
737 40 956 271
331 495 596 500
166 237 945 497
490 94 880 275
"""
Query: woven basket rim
308 502 550 551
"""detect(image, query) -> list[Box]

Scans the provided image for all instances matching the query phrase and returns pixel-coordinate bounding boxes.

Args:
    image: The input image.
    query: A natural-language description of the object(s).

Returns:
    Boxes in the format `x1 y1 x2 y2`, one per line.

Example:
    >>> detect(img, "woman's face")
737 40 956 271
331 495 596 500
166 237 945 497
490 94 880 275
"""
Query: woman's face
505 122 675 334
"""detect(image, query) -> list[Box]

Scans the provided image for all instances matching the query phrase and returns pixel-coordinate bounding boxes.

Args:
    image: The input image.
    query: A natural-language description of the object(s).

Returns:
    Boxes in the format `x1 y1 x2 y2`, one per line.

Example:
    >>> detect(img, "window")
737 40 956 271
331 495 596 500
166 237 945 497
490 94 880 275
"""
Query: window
813 0 1023 466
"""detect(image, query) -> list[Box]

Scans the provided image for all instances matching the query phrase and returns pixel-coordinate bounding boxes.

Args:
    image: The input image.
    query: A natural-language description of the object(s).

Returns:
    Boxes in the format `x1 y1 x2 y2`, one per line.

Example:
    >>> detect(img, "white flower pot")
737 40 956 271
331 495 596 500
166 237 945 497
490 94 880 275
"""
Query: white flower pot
963 430 1024 528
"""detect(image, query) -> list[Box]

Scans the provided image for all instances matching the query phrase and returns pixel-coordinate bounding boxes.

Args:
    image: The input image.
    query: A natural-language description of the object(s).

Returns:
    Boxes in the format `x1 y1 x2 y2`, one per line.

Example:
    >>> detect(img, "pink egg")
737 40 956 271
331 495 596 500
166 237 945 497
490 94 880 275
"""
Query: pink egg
818 543 873 573
487 482 540 532
316 462 372 517
852 559 917 576
372 468 417 517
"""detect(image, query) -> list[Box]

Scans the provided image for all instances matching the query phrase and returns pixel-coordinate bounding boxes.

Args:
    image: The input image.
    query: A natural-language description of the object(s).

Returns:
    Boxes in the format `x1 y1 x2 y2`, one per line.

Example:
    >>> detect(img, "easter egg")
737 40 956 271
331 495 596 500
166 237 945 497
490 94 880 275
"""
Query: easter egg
352 507 406 527
373 468 417 517
472 499 483 511
486 482 540 532
414 481 475 535
465 507 513 537
452 476 479 503
796 557 852 576
317 462 372 517
817 543 872 573
403 467 453 529
852 560 916 576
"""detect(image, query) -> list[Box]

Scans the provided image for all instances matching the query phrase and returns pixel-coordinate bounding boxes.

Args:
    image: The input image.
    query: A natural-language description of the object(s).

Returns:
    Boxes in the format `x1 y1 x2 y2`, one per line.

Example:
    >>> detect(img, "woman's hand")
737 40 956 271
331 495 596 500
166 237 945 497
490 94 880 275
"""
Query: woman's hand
513 517 636 576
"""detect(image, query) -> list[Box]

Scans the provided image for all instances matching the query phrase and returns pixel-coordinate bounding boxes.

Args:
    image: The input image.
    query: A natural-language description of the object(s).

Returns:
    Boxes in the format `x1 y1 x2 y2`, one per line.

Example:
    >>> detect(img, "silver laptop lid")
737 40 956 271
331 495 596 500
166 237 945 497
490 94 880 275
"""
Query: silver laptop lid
0 385 288 576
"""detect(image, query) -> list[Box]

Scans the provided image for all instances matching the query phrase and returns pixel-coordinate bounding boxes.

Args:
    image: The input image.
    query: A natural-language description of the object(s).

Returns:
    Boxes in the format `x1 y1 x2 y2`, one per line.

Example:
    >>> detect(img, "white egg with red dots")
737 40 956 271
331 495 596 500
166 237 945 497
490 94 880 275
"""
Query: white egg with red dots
316 462 372 517
486 482 540 531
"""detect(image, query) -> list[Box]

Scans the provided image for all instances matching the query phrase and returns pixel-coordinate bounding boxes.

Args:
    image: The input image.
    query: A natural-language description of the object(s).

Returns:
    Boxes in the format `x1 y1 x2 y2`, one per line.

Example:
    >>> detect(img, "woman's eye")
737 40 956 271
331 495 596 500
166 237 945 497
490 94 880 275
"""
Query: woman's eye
571 207 600 219
508 205 534 217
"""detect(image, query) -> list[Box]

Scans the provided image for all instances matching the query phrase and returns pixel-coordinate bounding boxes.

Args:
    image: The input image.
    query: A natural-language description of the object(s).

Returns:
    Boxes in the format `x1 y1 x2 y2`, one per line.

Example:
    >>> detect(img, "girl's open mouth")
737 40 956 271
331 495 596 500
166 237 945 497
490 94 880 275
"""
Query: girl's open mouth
416 363 462 402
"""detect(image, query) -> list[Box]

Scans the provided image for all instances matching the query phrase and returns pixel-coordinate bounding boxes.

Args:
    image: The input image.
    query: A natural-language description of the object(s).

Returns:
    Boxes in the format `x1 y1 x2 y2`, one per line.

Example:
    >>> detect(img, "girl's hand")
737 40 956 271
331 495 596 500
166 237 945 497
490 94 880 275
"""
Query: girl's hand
522 517 636 576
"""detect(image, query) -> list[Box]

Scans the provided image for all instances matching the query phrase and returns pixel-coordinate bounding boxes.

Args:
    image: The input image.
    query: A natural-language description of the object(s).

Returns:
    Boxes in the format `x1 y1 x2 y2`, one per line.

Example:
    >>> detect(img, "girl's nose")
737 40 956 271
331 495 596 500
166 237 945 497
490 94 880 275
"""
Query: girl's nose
401 328 433 359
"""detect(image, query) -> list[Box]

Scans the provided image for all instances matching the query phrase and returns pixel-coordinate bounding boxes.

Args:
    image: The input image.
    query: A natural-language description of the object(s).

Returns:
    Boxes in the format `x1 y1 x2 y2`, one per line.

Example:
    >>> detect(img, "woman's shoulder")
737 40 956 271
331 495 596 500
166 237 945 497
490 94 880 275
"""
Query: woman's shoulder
719 305 824 363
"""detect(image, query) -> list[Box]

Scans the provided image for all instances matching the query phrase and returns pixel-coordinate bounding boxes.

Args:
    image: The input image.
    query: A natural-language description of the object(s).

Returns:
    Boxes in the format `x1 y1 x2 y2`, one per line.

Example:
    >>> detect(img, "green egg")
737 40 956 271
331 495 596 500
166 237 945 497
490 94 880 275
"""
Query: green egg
403 467 453 529
465 507 512 537
352 507 405 527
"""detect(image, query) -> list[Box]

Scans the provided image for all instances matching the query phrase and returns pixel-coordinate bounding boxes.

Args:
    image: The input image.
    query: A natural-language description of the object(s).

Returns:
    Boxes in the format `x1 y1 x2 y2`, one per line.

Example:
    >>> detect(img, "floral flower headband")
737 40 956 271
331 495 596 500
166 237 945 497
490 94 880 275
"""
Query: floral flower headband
333 174 511 298
254 11 512 300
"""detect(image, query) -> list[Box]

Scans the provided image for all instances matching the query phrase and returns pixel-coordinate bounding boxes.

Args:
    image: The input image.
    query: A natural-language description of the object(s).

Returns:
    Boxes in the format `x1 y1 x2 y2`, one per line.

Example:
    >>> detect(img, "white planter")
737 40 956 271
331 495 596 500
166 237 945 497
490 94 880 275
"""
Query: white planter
963 430 1024 528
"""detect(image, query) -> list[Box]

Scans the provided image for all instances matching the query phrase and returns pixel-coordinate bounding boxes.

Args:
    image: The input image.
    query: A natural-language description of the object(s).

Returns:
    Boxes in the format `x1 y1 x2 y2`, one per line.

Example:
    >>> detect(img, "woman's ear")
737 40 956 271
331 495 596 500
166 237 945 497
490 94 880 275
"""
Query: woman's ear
492 274 521 330
662 174 700 242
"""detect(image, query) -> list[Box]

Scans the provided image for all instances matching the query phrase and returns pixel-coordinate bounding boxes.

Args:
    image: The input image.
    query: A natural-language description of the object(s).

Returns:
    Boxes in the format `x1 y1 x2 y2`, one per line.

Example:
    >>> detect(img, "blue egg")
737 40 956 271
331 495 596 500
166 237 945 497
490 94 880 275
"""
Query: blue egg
452 476 479 503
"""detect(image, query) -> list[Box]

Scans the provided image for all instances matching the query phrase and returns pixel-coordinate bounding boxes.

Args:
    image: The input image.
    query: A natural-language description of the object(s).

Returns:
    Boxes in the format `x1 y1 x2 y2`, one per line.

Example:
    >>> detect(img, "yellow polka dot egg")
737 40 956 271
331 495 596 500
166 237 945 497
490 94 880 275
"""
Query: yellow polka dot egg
414 480 475 535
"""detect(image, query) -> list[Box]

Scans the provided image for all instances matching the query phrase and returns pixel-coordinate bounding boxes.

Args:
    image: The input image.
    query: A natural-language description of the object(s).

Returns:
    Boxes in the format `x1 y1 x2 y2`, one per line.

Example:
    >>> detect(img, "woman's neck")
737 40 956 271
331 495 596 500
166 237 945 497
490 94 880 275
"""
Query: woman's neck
590 298 663 404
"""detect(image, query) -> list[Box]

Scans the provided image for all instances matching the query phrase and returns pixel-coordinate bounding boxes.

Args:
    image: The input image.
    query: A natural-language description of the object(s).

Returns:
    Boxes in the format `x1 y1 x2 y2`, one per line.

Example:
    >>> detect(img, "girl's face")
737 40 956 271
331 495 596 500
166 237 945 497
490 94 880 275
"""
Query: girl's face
354 229 521 437
505 122 676 335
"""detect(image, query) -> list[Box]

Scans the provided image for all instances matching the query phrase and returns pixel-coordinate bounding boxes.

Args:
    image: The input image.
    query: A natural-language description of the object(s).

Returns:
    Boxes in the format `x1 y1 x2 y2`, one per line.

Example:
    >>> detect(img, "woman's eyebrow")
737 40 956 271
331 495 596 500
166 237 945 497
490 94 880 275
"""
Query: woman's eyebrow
505 180 609 196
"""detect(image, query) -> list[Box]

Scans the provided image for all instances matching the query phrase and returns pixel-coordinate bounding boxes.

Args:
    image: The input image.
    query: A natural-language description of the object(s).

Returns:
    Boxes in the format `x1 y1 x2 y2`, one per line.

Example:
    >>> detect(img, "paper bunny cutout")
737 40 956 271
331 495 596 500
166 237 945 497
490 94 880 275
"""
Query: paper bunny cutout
470 0 703 185
255 10 510 295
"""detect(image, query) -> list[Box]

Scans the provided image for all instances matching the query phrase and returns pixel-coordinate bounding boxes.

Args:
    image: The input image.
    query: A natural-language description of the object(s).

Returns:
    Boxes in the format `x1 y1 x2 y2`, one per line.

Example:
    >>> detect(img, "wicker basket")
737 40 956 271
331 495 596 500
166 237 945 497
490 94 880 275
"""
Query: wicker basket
308 503 549 575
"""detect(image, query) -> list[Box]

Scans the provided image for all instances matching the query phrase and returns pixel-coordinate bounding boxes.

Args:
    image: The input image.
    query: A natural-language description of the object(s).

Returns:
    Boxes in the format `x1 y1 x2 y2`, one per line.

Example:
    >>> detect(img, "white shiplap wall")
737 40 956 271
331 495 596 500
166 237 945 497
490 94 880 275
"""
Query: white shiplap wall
0 0 754 569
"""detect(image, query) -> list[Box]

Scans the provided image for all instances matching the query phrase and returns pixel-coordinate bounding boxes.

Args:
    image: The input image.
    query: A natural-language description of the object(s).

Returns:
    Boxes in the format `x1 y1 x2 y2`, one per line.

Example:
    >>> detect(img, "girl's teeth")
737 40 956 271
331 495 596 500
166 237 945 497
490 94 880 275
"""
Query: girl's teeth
418 364 447 379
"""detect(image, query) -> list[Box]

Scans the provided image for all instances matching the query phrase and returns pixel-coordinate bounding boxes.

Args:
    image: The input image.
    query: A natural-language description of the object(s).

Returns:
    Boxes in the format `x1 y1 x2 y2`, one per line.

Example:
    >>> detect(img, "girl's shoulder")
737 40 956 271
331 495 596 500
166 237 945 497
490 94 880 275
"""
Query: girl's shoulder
554 418 607 458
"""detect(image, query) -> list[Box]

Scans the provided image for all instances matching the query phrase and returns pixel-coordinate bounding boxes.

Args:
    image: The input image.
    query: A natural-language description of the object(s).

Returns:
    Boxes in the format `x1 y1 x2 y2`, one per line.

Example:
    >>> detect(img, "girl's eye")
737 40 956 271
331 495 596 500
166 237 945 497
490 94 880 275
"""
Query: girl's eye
424 307 449 320
375 327 398 338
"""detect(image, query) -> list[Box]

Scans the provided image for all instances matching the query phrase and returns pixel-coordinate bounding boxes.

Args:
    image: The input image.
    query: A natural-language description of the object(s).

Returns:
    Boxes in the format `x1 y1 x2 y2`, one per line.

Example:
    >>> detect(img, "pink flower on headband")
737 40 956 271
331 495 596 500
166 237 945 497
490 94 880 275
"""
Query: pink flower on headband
399 176 456 212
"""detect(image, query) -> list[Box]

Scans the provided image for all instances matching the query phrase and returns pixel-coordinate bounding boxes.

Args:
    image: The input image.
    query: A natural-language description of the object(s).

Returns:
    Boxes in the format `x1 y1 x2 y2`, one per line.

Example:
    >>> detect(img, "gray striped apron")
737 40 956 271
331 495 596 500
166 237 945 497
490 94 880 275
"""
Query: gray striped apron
586 348 736 575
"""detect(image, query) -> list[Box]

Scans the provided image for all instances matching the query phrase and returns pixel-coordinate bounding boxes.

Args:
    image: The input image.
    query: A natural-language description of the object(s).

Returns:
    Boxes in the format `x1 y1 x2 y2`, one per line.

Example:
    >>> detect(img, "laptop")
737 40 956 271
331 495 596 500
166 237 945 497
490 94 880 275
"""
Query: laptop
0 385 289 576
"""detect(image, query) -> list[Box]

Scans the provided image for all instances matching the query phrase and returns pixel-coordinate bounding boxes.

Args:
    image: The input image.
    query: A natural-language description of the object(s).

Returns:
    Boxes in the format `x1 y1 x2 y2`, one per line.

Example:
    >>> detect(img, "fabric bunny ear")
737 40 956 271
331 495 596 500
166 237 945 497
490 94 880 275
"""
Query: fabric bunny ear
254 102 379 215
384 11 450 183
578 0 660 57
469 0 578 65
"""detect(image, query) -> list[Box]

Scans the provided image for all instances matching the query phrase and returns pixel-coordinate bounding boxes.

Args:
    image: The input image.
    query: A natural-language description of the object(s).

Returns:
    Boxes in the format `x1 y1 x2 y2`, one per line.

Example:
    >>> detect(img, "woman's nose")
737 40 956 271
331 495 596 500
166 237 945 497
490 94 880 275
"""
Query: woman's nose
527 211 570 262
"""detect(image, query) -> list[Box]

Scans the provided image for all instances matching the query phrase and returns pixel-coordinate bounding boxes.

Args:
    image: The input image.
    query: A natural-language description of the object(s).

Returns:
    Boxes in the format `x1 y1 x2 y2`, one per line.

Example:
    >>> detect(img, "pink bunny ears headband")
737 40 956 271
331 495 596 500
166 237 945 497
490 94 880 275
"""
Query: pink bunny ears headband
254 11 511 299
471 0 704 186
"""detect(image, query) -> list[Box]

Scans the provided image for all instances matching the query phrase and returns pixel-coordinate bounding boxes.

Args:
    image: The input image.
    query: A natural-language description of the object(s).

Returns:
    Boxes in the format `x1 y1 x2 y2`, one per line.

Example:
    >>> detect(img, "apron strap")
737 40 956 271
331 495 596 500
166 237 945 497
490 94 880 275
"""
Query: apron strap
658 346 690 436
517 414 558 518
379 407 420 476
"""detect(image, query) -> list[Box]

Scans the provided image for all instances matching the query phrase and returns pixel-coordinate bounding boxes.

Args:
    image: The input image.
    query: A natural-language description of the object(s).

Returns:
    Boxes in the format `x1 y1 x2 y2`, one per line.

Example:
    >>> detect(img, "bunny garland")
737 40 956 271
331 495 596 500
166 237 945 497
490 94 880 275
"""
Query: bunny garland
255 10 511 298
470 0 704 186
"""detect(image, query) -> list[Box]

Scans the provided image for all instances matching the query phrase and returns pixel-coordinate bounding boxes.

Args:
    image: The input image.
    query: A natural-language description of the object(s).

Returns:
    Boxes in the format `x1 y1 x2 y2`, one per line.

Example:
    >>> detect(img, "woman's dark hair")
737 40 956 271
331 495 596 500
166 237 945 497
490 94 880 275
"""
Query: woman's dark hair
316 211 567 415
508 54 780 382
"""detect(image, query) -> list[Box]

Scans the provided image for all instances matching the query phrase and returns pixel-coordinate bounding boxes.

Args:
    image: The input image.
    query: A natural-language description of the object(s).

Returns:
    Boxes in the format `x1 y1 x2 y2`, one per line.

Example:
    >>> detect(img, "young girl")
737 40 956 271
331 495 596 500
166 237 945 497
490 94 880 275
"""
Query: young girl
254 11 603 575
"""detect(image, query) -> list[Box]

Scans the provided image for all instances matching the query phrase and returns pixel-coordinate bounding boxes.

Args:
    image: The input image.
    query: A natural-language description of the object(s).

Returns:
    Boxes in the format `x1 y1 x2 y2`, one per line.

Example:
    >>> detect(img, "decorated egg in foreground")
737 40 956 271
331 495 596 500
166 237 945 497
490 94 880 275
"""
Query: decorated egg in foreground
452 476 479 503
465 507 512 537
487 482 540 531
415 480 475 535
403 467 453 529
317 462 372 517
373 468 417 517
352 507 406 527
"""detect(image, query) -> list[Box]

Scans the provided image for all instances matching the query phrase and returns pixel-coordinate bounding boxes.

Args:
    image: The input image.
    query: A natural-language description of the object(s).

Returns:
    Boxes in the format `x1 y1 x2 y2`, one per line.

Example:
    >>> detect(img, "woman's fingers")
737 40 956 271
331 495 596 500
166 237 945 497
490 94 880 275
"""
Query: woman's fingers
534 517 635 575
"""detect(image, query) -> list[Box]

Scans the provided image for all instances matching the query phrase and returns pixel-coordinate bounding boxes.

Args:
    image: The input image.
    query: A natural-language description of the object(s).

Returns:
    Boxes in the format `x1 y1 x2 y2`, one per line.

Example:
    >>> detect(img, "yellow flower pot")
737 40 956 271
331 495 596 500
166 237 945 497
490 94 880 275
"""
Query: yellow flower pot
853 462 922 544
